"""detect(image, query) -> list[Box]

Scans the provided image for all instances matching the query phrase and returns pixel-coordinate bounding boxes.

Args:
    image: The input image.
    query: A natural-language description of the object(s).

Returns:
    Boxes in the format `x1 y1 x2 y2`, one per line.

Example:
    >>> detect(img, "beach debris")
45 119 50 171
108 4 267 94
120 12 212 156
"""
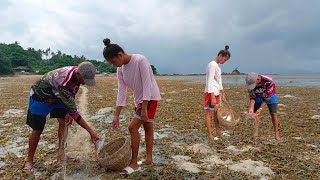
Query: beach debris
187 143 214 154
228 159 274 178
278 104 286 107
283 95 296 98
223 115 232 121
182 89 189 92
225 145 257 154
244 112 256 119
201 155 232 166
306 144 317 148
2 109 24 118
311 115 320 120
169 91 177 94
166 99 173 102
95 133 106 155
97 107 113 115
293 137 302 140
172 155 201 173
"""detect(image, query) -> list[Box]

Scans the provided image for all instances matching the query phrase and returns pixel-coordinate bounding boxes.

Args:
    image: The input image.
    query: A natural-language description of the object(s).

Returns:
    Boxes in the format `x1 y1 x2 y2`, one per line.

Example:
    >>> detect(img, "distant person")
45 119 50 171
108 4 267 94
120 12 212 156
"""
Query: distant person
204 45 231 141
103 38 161 175
245 73 281 143
24 62 99 172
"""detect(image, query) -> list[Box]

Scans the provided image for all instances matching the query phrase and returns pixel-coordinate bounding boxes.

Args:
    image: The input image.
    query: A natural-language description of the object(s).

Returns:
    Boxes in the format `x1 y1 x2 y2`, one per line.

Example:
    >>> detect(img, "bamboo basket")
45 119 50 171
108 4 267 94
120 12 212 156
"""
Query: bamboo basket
97 136 131 171
217 101 240 127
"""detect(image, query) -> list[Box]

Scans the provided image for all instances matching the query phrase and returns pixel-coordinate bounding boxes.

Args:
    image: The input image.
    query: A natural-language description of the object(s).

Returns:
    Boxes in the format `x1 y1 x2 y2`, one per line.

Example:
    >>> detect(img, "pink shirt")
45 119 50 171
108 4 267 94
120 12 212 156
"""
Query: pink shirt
116 54 161 106
204 61 223 96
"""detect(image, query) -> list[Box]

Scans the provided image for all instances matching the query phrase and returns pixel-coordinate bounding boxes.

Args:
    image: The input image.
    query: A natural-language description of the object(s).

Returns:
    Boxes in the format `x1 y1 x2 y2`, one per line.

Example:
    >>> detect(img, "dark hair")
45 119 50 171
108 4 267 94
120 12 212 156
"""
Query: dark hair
217 45 231 58
102 38 124 61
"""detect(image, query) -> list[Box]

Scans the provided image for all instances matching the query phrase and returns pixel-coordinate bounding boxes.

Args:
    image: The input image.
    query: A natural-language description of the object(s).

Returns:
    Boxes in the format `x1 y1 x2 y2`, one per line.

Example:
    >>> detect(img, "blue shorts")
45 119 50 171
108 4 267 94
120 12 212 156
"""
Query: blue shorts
254 95 278 113
27 97 67 131
28 97 65 116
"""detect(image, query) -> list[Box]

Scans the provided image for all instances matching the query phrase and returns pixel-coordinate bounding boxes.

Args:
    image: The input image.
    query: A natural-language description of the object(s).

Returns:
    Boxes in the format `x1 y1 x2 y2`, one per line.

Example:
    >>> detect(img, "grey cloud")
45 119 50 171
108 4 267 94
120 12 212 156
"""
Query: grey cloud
1 0 319 74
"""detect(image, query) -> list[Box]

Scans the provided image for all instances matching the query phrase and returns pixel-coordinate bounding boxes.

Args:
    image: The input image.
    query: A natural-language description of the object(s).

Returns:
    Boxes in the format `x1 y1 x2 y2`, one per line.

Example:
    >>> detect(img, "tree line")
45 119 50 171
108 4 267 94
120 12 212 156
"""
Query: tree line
0 42 158 75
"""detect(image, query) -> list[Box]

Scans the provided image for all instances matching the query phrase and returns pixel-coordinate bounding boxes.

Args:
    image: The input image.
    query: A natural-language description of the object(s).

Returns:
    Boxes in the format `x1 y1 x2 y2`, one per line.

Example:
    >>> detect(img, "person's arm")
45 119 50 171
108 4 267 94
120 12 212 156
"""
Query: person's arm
112 106 123 130
249 99 255 113
116 68 128 107
248 90 256 113
77 118 98 143
113 68 128 130
139 58 153 120
57 86 82 124
255 102 266 115
139 57 153 101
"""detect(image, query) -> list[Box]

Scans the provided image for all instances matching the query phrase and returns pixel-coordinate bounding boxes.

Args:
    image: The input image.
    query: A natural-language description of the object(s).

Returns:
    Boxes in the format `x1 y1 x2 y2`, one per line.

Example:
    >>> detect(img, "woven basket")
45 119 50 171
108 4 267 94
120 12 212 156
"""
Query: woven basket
217 102 240 127
97 136 131 171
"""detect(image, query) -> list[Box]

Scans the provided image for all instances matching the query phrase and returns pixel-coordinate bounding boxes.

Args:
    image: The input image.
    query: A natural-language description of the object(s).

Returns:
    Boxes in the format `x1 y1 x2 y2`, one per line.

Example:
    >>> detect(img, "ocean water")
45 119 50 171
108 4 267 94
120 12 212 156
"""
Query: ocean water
156 74 320 87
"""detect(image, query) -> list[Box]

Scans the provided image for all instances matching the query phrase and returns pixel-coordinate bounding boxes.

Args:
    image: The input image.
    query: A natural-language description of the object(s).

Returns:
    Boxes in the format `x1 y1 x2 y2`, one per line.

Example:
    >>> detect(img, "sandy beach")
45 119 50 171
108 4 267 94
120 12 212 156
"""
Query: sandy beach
0 75 319 179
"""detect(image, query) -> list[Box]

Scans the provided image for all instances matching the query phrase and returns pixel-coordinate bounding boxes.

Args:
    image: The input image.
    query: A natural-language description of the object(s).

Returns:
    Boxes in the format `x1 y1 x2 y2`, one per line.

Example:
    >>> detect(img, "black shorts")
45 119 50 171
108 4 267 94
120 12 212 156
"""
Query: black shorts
26 108 67 131
254 103 277 113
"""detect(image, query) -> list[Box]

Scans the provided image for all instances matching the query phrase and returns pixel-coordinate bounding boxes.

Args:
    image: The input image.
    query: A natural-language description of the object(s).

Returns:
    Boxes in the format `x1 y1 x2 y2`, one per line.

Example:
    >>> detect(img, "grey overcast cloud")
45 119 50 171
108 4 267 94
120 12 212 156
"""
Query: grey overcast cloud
1 0 319 74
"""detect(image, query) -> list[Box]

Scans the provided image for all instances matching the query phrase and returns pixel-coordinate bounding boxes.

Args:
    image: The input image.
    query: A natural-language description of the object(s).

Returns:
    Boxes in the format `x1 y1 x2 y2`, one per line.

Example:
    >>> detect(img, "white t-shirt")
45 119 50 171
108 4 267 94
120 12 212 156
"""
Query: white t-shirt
204 61 223 96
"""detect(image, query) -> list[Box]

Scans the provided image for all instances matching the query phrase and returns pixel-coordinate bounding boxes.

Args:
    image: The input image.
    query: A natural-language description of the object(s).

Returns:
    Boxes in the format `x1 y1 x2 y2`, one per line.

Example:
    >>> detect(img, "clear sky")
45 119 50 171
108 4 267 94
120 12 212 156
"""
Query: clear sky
1 0 319 74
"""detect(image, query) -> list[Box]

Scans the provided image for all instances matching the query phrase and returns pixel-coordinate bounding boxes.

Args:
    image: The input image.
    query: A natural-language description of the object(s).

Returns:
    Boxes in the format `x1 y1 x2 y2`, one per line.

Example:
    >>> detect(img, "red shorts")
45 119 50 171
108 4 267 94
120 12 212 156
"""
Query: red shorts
134 100 158 122
204 92 220 110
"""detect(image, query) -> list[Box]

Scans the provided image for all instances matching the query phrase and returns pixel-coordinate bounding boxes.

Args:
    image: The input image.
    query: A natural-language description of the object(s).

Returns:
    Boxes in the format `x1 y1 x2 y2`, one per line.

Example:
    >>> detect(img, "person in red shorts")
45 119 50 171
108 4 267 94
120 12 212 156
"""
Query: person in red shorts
102 38 161 174
204 46 231 141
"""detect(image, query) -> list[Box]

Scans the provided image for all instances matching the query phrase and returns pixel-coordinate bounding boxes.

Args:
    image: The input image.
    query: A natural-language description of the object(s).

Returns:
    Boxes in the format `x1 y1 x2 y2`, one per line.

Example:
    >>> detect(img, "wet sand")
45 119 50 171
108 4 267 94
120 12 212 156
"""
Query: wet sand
0 75 319 179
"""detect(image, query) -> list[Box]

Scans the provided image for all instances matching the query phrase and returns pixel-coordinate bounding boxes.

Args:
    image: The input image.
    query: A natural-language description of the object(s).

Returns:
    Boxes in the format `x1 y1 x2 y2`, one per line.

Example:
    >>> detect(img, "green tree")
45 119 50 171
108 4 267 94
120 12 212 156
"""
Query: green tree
0 51 13 75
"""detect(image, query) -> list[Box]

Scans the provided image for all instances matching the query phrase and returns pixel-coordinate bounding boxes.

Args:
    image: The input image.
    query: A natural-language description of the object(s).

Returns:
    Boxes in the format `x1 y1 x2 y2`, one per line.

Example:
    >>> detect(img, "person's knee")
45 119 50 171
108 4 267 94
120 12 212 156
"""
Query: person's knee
31 130 42 136
143 123 153 133
128 124 139 133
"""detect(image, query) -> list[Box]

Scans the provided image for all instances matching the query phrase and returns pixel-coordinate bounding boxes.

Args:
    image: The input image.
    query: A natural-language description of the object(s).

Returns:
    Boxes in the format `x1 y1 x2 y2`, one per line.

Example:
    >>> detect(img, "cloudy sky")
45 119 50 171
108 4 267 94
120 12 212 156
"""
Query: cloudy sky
1 0 319 74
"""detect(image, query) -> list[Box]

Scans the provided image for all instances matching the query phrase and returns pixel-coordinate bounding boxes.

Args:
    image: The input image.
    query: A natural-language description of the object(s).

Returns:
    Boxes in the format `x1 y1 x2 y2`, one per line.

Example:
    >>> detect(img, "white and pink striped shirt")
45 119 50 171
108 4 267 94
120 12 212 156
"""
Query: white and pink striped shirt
204 61 223 96
116 54 161 106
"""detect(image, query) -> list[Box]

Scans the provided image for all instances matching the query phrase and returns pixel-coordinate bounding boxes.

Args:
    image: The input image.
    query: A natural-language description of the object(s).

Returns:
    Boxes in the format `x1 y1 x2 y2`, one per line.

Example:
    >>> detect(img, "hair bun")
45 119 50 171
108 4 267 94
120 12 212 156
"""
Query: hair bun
225 45 229 50
103 38 111 46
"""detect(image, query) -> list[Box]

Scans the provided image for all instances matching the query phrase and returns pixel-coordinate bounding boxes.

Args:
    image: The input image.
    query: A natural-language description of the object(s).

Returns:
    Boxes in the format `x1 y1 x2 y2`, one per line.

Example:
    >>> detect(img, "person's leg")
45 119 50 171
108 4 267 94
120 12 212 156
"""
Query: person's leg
270 113 281 143
51 107 78 162
142 122 154 165
213 109 222 137
57 118 68 161
25 130 42 171
205 110 214 140
125 118 144 171
268 104 281 143
253 102 261 139
24 108 47 171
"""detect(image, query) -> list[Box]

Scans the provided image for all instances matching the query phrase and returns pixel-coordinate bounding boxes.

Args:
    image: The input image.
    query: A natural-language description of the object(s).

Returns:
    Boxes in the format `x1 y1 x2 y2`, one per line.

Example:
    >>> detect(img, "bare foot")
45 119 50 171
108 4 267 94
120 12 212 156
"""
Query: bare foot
23 161 33 174
138 159 154 166
216 130 222 137
208 134 214 141
275 135 282 144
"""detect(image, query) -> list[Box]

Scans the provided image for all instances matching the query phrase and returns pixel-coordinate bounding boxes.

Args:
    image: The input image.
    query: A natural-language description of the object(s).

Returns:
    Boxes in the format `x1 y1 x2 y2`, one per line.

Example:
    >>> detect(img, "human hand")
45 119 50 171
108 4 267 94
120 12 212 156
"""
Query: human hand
213 104 219 112
141 109 149 121
65 114 74 125
112 116 120 130
90 131 99 143
248 108 254 114
255 108 263 116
